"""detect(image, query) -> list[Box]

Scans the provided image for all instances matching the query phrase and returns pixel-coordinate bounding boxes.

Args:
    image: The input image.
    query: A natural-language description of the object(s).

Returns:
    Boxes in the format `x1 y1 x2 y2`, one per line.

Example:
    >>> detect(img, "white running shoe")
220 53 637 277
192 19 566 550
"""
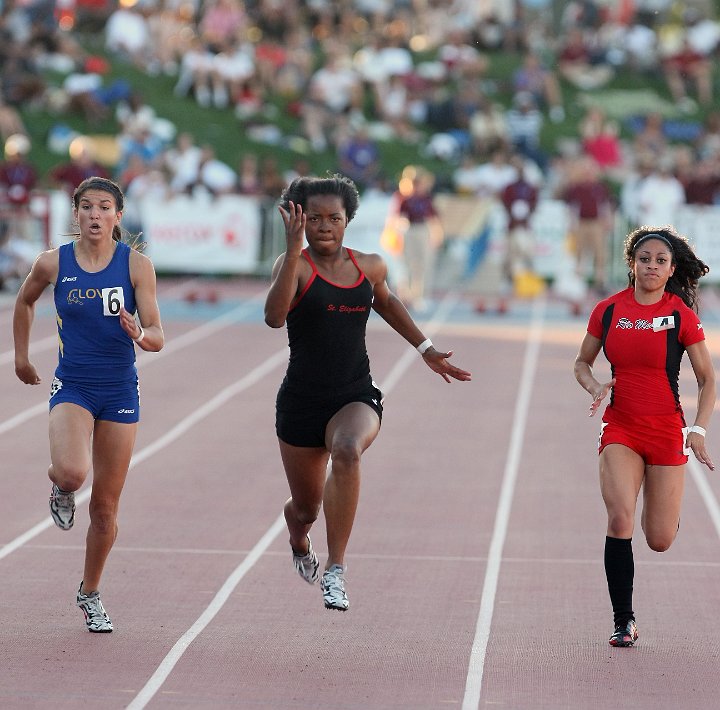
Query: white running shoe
321 564 349 611
76 583 113 633
49 484 75 530
292 536 320 585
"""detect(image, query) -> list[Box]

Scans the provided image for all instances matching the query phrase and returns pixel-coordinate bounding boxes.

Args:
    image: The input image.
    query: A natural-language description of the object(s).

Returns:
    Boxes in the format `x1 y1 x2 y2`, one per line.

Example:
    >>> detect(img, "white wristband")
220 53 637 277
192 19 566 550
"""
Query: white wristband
690 425 707 437
133 327 145 343
416 338 433 355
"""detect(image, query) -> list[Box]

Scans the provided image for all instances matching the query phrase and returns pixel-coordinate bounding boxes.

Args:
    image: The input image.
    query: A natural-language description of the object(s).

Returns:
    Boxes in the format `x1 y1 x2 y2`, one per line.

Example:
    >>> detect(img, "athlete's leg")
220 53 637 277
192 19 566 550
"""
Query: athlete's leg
641 464 685 552
600 444 645 628
81 419 137 592
323 402 380 569
600 444 645 538
48 403 94 491
279 442 329 555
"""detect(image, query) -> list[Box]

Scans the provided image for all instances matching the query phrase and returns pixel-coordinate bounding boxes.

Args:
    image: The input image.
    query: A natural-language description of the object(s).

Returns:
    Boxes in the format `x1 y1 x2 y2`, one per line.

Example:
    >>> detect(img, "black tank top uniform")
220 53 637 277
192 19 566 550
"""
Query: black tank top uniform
276 248 383 447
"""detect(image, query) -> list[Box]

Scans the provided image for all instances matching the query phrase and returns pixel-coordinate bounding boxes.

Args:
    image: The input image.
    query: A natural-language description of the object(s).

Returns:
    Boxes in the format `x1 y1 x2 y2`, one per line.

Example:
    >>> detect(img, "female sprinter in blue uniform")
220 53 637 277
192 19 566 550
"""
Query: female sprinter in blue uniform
265 174 471 611
574 226 715 647
14 177 164 632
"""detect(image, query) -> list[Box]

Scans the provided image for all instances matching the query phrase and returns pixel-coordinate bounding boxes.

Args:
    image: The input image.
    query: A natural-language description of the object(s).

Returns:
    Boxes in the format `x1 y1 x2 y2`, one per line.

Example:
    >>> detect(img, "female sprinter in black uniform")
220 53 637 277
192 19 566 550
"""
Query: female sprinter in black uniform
265 174 471 611
574 226 715 647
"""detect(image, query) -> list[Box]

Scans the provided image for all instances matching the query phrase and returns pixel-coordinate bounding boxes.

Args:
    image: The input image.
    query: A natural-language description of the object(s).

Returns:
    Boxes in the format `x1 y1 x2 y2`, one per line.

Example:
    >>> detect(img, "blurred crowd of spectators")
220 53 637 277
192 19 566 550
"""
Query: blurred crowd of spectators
1 0 720 257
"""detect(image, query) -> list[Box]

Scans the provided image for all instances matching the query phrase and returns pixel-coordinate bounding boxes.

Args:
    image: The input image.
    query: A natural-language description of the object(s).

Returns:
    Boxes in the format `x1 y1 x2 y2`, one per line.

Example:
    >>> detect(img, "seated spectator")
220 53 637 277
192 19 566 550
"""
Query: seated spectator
301 46 363 152
661 34 713 111
512 52 564 123
558 28 614 90
622 15 659 73
684 158 720 205
697 111 720 160
257 156 287 199
173 36 215 106
210 38 255 109
235 152 261 195
191 144 237 197
1 45 46 108
372 74 420 142
0 98 27 142
336 124 382 190
579 106 623 176
632 112 668 161
468 98 509 159
104 5 154 72
506 91 546 172
438 28 489 80
49 138 110 195
164 131 202 195
198 0 247 53
147 1 196 76
635 154 686 227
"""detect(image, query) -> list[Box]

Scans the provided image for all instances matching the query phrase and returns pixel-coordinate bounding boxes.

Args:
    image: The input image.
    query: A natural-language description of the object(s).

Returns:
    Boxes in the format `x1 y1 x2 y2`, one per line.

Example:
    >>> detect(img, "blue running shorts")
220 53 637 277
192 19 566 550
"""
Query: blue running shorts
49 376 140 423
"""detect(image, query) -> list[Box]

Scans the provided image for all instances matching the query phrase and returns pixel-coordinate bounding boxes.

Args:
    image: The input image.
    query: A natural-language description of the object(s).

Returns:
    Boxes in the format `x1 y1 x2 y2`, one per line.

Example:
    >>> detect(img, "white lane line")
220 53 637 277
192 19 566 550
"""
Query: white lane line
0 291 268 437
461 295 546 710
126 293 459 710
0 349 288 562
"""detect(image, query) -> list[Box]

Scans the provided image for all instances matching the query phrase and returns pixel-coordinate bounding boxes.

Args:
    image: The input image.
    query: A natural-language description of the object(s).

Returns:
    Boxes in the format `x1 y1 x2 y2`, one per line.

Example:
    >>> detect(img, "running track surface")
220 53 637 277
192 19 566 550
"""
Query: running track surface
3 277 720 710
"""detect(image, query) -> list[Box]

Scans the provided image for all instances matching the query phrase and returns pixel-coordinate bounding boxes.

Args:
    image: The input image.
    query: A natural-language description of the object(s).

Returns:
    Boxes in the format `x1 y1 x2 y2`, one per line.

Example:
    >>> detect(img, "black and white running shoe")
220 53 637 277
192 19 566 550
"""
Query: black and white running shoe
292 536 320 585
321 564 349 611
77 582 113 633
49 484 75 530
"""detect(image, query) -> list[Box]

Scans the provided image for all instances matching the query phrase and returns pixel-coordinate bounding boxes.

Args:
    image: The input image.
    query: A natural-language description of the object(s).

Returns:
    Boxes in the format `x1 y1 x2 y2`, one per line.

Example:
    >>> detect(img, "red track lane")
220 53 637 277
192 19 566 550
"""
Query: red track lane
2 282 720 709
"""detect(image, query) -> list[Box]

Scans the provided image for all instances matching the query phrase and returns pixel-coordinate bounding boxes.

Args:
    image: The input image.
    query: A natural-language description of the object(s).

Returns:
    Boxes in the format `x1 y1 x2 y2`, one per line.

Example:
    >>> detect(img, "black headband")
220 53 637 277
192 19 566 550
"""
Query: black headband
632 233 674 253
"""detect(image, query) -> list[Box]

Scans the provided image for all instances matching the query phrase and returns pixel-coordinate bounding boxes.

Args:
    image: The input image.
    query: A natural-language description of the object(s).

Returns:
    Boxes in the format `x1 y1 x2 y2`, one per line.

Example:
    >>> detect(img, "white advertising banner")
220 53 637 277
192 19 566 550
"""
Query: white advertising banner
141 194 261 273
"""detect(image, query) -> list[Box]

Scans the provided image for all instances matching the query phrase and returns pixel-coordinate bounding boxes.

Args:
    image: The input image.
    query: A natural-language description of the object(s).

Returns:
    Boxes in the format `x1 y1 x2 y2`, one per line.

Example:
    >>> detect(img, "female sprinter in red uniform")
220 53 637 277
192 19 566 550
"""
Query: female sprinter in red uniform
574 226 715 647
265 174 471 611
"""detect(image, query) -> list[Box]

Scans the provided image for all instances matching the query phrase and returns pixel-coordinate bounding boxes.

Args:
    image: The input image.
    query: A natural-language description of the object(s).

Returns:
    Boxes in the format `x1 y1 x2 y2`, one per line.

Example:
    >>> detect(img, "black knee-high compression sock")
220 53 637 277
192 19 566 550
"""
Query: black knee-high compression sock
604 536 634 625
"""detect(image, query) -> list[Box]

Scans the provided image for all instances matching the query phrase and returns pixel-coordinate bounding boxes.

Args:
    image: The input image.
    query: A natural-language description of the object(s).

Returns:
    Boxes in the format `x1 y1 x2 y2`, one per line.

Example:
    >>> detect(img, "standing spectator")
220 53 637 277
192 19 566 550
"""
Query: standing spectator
561 156 614 296
501 154 540 293
0 133 37 240
392 166 444 312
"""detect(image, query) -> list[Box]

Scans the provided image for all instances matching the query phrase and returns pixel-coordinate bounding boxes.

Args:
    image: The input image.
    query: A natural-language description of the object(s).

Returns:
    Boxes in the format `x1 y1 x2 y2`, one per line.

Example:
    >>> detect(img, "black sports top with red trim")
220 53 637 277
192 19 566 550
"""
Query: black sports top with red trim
280 248 373 399
587 287 704 416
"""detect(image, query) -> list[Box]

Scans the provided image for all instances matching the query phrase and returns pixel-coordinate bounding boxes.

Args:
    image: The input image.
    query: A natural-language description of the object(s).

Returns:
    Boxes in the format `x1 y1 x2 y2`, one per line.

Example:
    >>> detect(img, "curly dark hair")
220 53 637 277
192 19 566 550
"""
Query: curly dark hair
280 173 360 223
624 225 709 311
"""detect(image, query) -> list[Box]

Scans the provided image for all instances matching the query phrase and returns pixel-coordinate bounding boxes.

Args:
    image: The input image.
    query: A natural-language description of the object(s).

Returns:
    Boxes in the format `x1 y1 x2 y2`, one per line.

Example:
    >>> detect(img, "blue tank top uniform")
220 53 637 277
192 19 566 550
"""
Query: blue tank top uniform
51 241 140 423
276 248 383 447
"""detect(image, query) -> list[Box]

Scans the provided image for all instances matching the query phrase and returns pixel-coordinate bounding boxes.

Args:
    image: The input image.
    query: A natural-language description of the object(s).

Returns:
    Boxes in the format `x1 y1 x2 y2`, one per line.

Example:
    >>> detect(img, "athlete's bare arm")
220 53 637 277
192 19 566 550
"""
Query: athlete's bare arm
128 250 164 352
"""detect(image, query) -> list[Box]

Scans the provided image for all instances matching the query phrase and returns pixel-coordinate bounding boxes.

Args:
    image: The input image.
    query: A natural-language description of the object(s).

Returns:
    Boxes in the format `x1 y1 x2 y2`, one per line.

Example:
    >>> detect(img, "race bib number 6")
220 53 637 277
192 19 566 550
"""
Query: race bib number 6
102 287 125 316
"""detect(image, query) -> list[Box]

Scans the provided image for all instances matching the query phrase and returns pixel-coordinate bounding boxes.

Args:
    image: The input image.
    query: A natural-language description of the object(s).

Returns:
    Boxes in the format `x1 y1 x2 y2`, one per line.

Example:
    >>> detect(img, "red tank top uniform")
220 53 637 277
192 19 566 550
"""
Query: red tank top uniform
587 287 705 464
